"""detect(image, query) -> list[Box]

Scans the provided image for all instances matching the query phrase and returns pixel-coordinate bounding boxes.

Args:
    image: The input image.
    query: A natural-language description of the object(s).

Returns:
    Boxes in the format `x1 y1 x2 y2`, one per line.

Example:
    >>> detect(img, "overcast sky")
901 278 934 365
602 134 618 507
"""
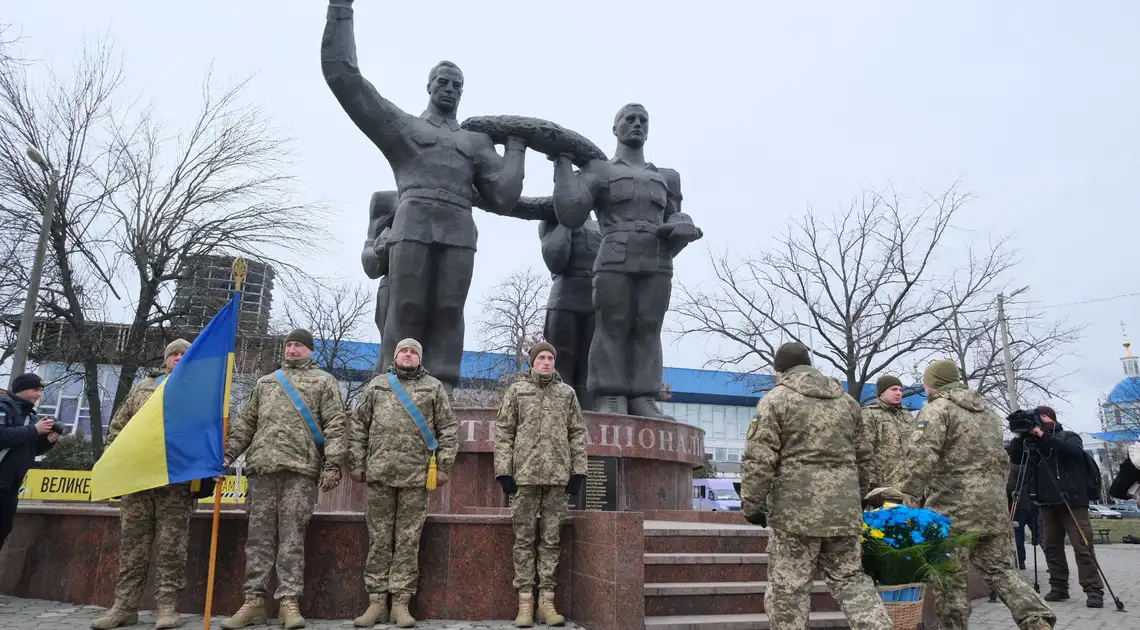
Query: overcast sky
7 1 1139 432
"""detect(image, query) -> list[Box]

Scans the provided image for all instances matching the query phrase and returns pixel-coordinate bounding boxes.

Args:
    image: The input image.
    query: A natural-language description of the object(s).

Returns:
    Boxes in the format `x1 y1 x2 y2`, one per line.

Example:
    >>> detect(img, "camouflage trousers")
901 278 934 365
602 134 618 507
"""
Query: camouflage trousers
935 532 1056 630
511 485 567 591
243 472 317 599
363 484 428 595
766 529 892 630
114 485 194 607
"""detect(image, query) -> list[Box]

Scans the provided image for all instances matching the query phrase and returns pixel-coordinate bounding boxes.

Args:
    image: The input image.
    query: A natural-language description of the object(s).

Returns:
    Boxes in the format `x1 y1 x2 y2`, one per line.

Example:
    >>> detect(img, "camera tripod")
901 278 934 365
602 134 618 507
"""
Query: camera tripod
1011 441 1126 612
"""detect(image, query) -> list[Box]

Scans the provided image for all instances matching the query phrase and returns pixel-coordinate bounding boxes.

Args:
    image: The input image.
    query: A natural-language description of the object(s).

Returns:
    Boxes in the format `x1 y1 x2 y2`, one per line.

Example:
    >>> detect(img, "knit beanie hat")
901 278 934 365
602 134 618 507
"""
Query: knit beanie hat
876 375 904 397
773 342 811 373
285 328 315 351
923 360 961 391
528 341 556 363
395 337 423 358
11 373 44 394
164 338 191 359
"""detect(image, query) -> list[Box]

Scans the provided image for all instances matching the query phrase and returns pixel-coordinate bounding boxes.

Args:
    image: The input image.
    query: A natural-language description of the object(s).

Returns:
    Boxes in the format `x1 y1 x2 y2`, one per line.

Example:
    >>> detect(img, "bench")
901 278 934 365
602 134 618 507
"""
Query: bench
1093 529 1110 544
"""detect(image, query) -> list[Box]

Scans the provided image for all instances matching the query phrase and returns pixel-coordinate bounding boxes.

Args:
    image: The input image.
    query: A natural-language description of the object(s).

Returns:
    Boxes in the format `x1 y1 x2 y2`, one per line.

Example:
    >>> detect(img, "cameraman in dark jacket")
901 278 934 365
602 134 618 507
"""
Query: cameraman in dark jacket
1007 405 1104 608
0 374 58 552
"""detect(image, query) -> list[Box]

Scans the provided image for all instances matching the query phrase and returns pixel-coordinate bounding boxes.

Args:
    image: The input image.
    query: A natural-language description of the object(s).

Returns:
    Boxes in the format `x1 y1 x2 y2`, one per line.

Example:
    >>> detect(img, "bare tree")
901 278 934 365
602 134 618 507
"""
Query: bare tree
0 36 125 455
475 267 549 374
934 295 1082 415
280 281 373 405
673 185 1016 397
101 69 322 421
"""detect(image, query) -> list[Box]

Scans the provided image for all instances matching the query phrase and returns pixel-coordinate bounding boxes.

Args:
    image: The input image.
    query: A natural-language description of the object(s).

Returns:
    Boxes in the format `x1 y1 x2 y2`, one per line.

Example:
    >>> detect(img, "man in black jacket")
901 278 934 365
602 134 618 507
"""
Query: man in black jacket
0 373 58 551
1007 405 1104 608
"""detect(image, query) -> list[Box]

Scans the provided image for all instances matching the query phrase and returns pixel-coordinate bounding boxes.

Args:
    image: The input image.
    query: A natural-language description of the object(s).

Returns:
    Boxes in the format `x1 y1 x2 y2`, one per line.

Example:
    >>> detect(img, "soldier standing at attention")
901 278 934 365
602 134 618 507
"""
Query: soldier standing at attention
222 330 347 630
93 339 193 630
863 374 912 489
495 341 588 627
899 360 1055 630
740 342 893 630
349 337 458 629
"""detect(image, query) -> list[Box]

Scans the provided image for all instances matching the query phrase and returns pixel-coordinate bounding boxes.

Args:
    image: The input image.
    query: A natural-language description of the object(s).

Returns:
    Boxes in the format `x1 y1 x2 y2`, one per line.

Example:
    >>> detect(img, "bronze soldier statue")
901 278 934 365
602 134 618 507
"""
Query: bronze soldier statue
323 0 527 391
362 191 397 373
551 103 702 417
538 219 599 408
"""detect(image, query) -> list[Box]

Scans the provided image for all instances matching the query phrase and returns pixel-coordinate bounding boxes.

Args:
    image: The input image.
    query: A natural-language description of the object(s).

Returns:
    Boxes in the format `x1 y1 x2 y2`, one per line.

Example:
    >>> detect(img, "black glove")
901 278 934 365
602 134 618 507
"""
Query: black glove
566 474 586 497
497 475 517 495
745 511 768 527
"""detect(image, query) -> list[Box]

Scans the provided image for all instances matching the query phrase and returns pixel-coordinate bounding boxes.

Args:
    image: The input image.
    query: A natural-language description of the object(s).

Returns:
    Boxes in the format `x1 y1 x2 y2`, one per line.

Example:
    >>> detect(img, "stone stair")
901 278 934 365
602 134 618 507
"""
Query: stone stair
642 520 850 630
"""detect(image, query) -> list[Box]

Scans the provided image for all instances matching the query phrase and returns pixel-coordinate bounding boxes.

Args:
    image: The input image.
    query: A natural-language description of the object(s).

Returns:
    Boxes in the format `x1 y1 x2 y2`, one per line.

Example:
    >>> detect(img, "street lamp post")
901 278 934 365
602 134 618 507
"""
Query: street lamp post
997 285 1030 413
8 146 59 387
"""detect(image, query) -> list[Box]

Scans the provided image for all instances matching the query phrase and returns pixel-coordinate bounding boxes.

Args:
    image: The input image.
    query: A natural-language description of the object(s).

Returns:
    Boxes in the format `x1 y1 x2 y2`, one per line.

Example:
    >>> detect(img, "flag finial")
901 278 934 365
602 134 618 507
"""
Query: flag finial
232 257 247 292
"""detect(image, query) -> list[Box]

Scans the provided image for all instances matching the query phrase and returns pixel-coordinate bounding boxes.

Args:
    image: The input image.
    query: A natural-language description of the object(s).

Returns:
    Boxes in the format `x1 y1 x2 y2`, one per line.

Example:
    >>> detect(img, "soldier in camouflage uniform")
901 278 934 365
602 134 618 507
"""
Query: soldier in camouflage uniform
495 341 587 628
93 340 194 630
740 342 893 630
899 360 1055 630
222 329 347 630
863 375 912 489
349 337 458 629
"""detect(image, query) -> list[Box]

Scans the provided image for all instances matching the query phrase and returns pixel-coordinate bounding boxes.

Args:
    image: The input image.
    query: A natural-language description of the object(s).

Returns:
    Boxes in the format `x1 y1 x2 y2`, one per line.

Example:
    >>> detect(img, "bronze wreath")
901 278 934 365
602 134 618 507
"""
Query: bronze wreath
460 114 607 167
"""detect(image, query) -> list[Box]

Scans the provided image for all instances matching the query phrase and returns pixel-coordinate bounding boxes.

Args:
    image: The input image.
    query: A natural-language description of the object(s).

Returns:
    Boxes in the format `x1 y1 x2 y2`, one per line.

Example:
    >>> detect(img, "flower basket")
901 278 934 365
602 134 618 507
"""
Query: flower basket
876 582 925 630
861 504 980 629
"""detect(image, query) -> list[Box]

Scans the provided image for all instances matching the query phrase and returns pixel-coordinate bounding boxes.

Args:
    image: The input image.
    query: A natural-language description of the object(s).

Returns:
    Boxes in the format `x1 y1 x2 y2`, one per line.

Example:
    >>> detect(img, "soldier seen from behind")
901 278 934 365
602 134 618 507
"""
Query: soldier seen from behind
740 342 893 630
899 360 1055 630
93 340 197 630
222 329 347 629
495 341 588 628
0 374 57 554
349 337 458 628
863 374 912 489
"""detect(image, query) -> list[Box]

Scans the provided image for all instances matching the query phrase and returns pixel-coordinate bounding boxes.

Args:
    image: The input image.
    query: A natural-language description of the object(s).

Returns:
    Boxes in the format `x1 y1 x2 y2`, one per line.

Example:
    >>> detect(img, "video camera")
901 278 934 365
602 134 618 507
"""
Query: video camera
1007 408 1047 436
50 423 71 436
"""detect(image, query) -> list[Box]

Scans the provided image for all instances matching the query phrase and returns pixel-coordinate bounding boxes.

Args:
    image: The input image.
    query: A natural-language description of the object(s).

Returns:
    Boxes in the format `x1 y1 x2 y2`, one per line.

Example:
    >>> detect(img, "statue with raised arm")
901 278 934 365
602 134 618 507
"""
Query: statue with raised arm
539 218 600 409
361 191 398 374
323 0 526 392
551 103 702 418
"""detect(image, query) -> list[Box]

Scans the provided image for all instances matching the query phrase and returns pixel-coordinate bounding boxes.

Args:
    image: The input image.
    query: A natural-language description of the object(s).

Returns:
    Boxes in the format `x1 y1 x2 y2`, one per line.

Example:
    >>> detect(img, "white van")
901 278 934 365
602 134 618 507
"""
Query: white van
692 479 741 511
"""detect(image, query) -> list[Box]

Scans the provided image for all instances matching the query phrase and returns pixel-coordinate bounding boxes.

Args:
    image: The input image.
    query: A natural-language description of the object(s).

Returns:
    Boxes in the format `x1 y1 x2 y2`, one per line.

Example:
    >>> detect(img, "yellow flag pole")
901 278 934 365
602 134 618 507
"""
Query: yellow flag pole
203 257 246 630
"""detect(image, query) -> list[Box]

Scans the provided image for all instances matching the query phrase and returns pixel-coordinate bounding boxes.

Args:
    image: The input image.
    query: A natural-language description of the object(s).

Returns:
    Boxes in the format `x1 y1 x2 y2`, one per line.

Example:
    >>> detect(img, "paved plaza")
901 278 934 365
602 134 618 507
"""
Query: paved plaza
1 545 1137 629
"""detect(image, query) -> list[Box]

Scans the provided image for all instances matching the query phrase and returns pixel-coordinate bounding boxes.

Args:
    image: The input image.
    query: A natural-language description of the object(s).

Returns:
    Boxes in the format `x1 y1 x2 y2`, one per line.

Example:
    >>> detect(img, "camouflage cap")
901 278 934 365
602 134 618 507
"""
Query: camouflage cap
923 360 960 391
164 338 191 359
395 337 422 358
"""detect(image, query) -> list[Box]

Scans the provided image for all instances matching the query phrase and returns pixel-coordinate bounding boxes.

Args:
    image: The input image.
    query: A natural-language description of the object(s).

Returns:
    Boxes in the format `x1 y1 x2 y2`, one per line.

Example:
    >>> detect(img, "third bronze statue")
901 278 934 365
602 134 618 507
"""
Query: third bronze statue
552 104 703 418
323 0 526 392
538 219 600 409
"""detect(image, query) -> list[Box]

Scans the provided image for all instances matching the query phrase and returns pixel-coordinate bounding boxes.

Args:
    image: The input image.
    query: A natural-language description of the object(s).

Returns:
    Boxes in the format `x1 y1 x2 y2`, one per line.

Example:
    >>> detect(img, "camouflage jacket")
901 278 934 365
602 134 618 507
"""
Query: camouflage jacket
225 358 348 479
107 369 167 448
494 370 588 486
350 365 458 488
741 365 872 537
863 399 913 489
900 382 1008 535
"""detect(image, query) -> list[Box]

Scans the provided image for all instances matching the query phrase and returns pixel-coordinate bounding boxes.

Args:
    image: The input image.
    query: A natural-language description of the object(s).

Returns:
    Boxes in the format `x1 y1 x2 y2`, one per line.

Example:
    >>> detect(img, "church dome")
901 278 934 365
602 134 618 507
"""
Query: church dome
1107 376 1140 404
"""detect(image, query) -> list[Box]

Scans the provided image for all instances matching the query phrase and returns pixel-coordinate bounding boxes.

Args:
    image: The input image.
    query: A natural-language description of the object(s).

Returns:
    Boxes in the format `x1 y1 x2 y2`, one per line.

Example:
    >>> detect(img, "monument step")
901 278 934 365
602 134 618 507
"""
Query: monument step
643 521 769 554
644 611 851 629
643 553 771 583
643 581 837 616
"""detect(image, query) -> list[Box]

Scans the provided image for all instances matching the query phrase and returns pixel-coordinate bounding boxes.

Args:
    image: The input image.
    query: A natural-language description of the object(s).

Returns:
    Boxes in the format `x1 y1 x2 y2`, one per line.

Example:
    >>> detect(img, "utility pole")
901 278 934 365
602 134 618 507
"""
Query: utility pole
998 286 1030 412
9 146 59 386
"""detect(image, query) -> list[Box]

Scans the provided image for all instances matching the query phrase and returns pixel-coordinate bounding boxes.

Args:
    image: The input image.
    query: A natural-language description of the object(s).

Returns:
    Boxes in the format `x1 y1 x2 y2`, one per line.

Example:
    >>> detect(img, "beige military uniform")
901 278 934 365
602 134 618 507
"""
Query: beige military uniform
863 399 913 488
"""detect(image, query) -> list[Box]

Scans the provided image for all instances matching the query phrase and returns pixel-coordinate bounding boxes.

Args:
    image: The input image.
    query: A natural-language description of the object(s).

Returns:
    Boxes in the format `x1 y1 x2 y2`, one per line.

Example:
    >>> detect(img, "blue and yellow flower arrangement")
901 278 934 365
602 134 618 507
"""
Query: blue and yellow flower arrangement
861 503 980 591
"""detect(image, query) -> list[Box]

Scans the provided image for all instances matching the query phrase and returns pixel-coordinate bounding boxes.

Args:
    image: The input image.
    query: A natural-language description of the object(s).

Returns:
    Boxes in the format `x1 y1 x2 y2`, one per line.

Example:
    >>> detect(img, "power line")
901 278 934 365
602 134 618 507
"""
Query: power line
1039 291 1140 310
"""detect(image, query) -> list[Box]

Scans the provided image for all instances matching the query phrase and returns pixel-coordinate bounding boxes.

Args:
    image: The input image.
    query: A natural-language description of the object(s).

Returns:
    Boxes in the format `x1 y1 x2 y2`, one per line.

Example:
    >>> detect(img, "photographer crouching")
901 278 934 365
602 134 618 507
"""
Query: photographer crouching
1007 405 1105 608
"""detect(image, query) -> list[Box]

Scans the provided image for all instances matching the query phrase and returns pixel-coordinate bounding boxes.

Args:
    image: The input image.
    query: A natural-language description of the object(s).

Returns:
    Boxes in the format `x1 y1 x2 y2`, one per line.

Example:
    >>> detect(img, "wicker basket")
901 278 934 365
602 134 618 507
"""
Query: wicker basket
877 583 925 630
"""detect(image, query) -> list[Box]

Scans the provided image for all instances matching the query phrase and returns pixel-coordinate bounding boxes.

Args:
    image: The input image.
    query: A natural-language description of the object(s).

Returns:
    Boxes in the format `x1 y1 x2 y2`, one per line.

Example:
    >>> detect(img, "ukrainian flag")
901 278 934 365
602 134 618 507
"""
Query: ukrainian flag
91 296 239 500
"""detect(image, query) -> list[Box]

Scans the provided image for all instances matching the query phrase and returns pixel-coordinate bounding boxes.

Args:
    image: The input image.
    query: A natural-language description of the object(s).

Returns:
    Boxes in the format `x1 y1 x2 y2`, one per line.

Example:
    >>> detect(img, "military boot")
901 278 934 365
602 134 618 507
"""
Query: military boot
353 593 388 627
220 595 266 629
513 591 534 627
154 595 181 629
278 597 305 629
594 395 627 415
627 396 670 419
536 591 565 626
90 602 138 629
1043 588 1069 602
390 593 417 628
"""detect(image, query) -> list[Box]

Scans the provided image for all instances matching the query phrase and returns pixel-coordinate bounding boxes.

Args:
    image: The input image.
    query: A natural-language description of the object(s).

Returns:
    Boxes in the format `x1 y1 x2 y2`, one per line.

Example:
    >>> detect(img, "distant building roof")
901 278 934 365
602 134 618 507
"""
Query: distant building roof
317 339 927 409
1088 430 1140 443
1107 377 1140 405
